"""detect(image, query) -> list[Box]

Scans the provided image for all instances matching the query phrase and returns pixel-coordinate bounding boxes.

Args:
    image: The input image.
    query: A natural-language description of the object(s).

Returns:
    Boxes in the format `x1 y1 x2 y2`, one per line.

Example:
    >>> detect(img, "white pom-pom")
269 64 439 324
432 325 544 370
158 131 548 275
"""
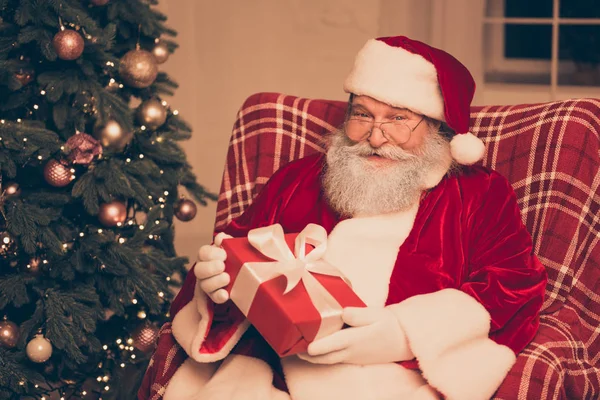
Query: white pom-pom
450 133 485 165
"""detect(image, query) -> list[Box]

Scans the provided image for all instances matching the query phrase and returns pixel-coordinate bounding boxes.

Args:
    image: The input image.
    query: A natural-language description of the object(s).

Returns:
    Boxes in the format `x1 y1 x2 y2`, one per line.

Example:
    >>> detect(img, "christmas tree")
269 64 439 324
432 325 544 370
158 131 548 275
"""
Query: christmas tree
0 0 215 398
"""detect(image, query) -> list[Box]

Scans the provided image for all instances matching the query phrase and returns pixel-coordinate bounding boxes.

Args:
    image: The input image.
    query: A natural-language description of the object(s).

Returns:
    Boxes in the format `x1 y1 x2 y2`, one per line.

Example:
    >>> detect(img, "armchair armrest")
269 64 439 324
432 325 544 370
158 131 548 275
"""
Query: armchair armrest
493 317 592 400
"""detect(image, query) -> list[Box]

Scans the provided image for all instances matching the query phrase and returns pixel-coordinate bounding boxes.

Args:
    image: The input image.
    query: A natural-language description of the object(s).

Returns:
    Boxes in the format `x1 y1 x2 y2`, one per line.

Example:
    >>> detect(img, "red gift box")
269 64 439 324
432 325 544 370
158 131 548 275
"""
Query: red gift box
221 224 365 357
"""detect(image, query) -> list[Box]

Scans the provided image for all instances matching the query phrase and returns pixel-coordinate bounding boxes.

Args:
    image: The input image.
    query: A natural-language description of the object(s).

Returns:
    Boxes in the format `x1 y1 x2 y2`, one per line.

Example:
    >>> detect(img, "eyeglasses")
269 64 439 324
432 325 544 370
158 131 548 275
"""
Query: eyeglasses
345 115 425 145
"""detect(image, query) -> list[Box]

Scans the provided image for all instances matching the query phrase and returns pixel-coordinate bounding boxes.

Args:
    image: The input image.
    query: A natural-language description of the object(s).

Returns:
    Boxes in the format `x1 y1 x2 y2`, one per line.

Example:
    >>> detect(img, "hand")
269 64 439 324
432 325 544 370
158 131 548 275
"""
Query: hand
298 306 413 365
195 232 233 304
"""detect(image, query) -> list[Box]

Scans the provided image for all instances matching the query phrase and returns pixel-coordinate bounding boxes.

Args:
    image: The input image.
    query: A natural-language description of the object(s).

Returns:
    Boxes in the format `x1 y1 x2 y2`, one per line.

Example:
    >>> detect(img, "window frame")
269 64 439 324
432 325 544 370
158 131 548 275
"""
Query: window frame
483 0 600 99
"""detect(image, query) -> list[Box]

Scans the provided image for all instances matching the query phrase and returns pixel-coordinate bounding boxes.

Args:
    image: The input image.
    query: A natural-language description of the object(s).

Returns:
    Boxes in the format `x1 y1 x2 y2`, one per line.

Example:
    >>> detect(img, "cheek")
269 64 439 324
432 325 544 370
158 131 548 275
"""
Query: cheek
400 128 427 151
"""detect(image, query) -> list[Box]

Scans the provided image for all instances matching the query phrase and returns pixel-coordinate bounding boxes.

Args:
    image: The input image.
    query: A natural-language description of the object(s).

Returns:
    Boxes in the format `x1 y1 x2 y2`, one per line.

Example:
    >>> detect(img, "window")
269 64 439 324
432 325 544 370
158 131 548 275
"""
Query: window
483 0 600 100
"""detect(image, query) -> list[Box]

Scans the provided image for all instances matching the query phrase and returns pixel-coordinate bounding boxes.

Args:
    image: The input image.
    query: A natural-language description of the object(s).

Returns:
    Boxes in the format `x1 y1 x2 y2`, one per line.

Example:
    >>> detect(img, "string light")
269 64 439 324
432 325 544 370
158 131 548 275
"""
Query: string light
130 354 136 359
37 155 43 160
139 225 144 230
127 338 133 345
126 158 131 163
158 292 164 298
118 238 125 244
79 232 85 237
116 339 122 344
140 126 146 131
173 110 179 115
41 90 46 95
120 363 125 368
98 229 103 233
166 277 171 281
128 220 134 225
102 345 108 350
139 154 144 159
148 235 154 239
132 299 138 304
82 391 87 395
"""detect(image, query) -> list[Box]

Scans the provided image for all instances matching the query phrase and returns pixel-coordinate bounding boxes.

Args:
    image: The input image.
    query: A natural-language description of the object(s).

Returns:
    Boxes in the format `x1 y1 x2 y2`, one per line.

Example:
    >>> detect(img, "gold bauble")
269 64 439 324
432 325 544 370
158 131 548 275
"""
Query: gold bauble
43 160 73 187
137 98 167 130
52 29 85 61
98 200 128 227
119 49 158 89
0 320 19 348
151 42 170 64
174 198 197 222
93 120 133 151
26 334 53 363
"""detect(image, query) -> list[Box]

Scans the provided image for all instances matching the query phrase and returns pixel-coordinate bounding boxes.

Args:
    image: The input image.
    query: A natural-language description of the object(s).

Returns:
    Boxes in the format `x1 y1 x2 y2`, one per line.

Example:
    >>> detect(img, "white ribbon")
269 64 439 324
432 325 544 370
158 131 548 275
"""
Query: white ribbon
229 223 349 341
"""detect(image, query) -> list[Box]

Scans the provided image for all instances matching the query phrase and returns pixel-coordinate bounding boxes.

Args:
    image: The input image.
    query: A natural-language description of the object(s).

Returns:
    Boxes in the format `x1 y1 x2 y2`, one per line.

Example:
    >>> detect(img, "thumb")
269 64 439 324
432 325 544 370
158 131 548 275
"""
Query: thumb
342 307 381 327
214 232 233 247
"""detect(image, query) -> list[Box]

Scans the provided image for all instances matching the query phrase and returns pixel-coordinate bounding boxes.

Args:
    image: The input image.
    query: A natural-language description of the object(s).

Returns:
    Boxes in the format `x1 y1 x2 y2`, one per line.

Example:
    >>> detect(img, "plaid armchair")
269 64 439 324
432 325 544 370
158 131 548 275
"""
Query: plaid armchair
140 93 600 400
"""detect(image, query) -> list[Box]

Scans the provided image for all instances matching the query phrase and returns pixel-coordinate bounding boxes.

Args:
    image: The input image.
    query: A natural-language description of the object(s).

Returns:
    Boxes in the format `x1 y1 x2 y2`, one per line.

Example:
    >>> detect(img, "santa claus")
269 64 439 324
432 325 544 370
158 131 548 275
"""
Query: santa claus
139 36 547 400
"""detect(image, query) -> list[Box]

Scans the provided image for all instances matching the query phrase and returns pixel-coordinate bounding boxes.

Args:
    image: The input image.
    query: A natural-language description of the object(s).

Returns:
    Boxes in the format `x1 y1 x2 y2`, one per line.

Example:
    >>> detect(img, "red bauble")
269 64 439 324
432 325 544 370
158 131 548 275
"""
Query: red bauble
44 160 73 187
52 29 85 61
15 70 34 86
131 323 160 353
174 198 197 222
0 320 19 348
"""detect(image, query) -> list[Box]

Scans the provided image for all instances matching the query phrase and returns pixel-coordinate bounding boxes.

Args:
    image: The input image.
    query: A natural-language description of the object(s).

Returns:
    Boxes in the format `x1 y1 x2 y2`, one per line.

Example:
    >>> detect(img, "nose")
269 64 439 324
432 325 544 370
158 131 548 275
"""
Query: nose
368 124 388 148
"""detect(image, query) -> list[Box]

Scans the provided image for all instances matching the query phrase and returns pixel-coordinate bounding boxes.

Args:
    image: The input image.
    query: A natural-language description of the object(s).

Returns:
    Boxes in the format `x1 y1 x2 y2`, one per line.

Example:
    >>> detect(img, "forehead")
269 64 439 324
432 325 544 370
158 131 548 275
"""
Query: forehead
351 95 411 114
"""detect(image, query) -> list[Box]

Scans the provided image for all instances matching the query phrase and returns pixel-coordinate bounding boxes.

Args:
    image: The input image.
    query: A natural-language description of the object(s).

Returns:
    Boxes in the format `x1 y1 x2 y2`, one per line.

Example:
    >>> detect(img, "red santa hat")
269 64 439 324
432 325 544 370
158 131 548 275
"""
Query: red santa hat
343 36 485 165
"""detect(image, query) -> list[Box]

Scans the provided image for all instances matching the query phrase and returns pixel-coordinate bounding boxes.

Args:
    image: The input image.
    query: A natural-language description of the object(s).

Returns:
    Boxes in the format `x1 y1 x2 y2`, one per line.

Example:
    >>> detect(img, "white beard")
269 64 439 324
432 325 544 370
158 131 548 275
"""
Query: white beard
322 129 453 217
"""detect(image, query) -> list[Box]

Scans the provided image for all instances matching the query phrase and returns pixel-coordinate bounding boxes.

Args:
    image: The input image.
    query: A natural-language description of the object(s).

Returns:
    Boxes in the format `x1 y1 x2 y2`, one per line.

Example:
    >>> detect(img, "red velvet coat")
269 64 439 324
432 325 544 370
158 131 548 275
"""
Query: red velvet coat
168 153 547 397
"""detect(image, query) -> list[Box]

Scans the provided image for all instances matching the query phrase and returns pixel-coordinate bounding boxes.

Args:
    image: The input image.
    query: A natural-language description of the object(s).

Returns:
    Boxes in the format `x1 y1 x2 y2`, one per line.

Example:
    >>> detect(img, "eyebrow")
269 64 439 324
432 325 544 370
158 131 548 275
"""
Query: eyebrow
350 103 410 114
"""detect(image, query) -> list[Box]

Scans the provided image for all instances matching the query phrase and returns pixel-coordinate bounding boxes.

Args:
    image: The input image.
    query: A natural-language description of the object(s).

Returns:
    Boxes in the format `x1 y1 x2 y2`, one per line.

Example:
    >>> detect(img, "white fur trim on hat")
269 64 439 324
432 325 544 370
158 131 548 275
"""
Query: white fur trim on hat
450 132 485 165
344 39 445 121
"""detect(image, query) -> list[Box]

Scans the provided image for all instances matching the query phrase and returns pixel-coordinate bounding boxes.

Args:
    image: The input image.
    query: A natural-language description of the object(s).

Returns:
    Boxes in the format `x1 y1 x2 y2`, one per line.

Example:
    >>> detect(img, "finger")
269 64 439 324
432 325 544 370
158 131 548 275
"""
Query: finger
209 288 230 304
298 349 349 365
342 307 381 327
199 272 231 294
194 260 226 280
198 245 227 262
214 232 233 247
307 328 359 356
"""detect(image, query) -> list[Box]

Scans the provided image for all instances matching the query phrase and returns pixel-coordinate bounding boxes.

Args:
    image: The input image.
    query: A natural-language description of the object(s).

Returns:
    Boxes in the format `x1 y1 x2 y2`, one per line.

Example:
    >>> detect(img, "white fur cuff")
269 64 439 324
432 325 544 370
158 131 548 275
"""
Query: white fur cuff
420 338 516 400
390 289 491 360
171 283 250 363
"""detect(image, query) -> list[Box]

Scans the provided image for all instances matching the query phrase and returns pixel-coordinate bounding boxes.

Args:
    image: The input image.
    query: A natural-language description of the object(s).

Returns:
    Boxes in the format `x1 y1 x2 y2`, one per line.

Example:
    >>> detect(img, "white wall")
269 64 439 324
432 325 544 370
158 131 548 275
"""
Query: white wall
157 0 386 262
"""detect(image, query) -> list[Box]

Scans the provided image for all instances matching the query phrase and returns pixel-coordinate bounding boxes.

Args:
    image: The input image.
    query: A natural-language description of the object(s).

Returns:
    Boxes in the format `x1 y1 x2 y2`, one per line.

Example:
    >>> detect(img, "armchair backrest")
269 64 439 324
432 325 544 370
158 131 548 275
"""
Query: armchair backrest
215 92 600 317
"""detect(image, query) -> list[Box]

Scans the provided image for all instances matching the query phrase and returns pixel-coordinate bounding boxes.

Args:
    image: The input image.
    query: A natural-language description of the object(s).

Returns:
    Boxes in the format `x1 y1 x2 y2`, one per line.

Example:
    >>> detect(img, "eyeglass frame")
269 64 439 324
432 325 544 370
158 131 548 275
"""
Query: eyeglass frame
344 112 426 145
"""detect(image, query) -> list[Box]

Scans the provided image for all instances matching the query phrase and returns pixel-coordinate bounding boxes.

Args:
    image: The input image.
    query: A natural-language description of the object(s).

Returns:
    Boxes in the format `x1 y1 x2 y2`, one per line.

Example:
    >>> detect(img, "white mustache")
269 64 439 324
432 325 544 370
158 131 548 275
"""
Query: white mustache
341 139 417 161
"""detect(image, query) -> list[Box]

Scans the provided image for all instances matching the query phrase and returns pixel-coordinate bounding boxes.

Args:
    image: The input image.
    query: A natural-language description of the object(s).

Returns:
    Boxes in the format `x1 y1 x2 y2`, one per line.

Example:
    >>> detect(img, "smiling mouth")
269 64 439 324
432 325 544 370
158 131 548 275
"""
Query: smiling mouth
364 154 397 163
